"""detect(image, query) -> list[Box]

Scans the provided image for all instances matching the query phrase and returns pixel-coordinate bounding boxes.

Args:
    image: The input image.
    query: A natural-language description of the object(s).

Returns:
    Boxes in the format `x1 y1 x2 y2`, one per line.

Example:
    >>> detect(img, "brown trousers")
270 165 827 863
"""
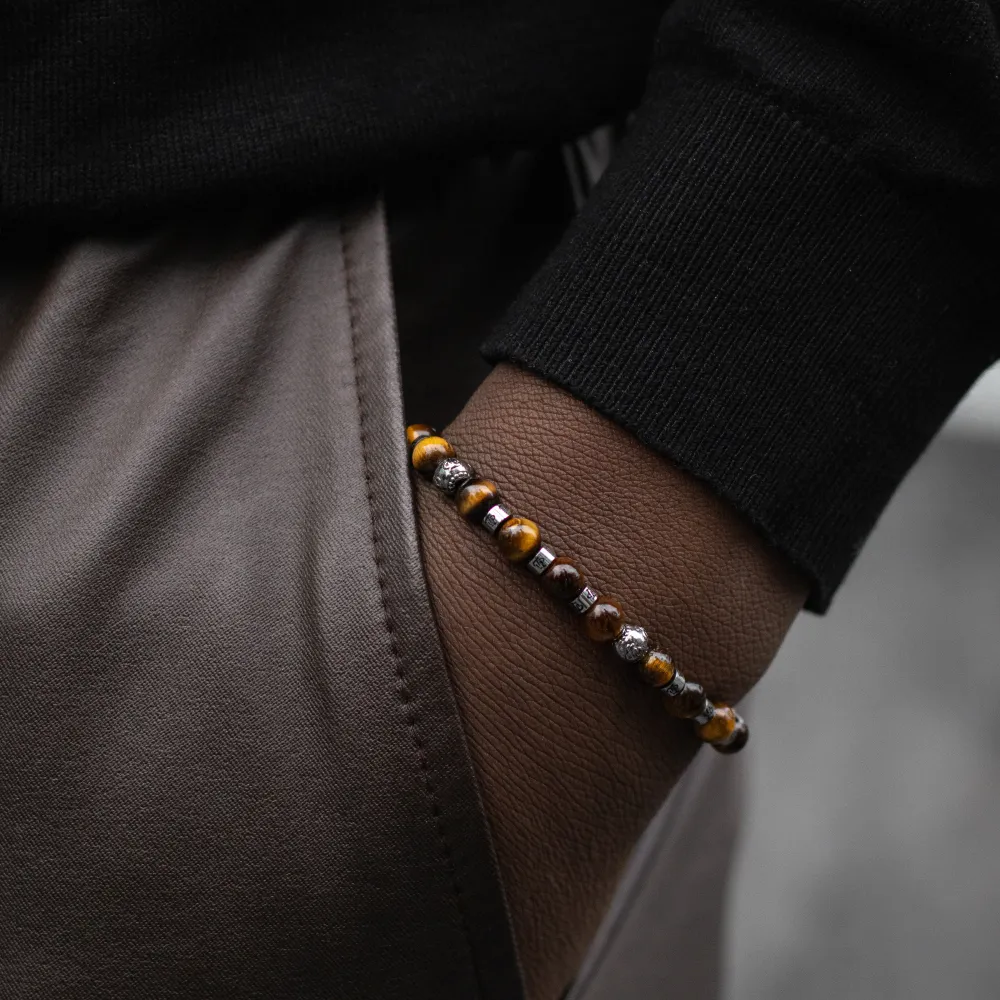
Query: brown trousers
0 201 737 999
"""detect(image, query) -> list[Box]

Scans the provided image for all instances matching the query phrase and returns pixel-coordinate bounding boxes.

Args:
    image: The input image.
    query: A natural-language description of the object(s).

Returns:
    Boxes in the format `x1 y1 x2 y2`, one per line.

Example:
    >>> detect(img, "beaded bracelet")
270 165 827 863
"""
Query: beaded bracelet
407 424 749 754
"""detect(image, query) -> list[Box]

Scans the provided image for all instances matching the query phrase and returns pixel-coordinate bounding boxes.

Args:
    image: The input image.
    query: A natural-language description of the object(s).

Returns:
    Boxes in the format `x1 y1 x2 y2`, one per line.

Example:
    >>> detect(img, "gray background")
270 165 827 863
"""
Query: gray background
727 381 1000 1000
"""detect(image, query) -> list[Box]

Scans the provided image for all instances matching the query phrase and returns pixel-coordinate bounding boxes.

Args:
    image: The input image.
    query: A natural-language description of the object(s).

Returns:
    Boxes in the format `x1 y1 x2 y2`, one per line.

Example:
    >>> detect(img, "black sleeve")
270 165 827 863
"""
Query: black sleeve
483 0 1000 611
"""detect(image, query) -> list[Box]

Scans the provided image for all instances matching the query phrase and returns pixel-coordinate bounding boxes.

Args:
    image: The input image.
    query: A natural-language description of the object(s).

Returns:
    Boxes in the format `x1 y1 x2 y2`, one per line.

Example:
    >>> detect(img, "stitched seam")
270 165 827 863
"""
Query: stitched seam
341 214 483 998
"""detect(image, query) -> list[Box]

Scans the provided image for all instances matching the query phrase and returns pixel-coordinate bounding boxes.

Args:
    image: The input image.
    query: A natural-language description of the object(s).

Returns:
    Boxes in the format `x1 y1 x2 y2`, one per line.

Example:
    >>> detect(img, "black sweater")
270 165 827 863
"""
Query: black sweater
3 0 999 609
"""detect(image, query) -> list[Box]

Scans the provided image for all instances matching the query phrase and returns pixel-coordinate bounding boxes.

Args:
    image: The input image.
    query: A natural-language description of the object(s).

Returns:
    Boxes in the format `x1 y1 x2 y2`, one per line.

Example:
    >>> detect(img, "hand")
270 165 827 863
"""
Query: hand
416 363 806 999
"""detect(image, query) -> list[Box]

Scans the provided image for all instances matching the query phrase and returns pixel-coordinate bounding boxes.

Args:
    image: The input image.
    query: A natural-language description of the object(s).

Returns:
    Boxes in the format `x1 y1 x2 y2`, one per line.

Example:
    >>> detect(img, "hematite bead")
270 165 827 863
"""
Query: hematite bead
405 423 436 451
714 716 749 754
698 705 738 744
660 668 686 697
541 557 587 602
639 651 675 688
411 436 455 475
582 596 624 642
569 586 598 614
455 479 500 522
663 681 707 719
432 458 475 495
481 503 513 535
496 517 542 563
526 546 556 575
613 625 649 662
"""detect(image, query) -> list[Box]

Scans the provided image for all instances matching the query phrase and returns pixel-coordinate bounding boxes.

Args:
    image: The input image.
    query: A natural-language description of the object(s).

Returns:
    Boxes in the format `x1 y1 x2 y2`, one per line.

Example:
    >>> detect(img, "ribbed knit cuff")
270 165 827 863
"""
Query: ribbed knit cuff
483 68 991 611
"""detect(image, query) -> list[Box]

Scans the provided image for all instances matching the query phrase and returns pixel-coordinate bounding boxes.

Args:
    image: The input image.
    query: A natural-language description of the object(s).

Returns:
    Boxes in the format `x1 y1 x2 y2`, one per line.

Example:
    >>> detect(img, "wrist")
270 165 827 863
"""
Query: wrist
415 362 805 998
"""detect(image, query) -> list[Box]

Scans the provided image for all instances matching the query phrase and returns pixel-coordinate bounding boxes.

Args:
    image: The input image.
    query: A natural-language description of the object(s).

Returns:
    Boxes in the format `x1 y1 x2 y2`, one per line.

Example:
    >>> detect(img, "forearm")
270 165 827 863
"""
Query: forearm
416 363 806 998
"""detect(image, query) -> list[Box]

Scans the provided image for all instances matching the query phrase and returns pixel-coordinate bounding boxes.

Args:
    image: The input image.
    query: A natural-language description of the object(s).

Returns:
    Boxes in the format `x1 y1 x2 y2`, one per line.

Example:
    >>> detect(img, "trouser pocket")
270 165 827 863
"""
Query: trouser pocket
0 202 521 1000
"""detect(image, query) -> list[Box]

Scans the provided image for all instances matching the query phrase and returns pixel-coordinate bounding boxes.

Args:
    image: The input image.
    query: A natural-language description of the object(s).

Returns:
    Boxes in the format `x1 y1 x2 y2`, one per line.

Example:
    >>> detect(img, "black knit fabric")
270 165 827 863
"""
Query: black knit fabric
4 1 1000 608
484 62 1000 610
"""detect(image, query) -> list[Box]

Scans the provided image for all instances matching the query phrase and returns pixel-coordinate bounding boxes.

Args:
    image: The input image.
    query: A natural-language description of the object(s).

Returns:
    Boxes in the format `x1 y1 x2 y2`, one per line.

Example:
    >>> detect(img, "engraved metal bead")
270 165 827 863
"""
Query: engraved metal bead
569 586 598 614
432 458 476 495
526 546 556 575
481 503 513 534
661 669 686 697
613 624 649 662
694 702 716 726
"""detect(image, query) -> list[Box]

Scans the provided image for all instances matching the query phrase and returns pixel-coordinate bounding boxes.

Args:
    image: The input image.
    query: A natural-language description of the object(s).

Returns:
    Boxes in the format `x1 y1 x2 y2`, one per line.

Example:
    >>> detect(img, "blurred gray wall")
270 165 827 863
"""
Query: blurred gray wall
727 368 1000 1000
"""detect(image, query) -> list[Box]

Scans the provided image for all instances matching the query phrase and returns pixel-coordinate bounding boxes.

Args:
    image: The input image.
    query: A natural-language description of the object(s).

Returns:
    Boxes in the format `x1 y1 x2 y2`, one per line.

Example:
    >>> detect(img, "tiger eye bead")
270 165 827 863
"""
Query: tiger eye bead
663 681 708 719
405 423 436 451
455 479 500 522
581 596 624 642
411 435 455 475
714 716 749 754
639 651 676 688
496 517 542 564
540 556 587 602
698 705 738 744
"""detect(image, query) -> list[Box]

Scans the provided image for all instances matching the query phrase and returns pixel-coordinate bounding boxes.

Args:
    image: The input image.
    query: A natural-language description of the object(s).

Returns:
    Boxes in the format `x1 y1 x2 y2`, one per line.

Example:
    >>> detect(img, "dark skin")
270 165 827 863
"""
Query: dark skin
416 363 807 1000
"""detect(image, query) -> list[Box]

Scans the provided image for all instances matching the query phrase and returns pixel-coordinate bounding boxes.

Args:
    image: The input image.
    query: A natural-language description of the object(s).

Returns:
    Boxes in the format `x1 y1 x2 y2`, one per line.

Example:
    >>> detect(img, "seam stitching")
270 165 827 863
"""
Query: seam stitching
341 213 483 998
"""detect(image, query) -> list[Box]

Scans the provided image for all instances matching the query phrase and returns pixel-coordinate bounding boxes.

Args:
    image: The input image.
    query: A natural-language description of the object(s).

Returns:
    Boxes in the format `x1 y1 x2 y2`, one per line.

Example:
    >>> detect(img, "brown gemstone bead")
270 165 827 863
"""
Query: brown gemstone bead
540 556 587 602
411 435 455 475
638 651 676 688
405 423 436 451
697 705 737 743
581 596 624 642
496 517 542 564
663 681 708 719
714 717 749 754
455 479 500 522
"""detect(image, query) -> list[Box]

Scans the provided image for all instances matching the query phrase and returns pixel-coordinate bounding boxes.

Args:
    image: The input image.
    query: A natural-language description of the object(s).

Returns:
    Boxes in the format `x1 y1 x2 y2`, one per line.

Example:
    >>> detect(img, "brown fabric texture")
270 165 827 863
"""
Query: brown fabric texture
0 203 522 998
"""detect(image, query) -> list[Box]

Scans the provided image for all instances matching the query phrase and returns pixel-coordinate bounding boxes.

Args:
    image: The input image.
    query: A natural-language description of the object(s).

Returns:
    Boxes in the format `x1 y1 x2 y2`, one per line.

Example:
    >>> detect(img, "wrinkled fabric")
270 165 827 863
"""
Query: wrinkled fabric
0 203 522 999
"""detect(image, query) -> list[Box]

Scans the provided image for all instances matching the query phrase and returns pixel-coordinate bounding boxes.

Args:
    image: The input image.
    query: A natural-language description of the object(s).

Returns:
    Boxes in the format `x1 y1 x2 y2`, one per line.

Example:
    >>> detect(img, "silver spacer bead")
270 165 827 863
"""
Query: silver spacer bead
694 702 716 726
526 546 556 575
661 669 687 697
570 586 599 614
481 503 513 534
432 458 475 496
613 624 649 662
